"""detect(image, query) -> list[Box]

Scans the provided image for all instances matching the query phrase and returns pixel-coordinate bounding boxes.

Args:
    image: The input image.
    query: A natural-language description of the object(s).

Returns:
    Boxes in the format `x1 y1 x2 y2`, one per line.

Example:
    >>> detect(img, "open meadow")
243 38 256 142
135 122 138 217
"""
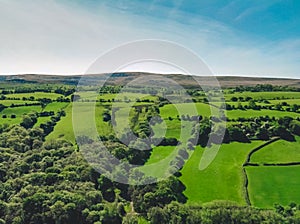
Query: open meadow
1 79 300 223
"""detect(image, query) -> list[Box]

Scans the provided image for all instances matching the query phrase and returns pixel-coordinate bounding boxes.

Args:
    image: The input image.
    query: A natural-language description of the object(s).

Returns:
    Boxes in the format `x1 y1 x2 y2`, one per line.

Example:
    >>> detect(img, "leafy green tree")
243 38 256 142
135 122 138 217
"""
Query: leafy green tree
255 128 270 140
290 120 300 136
228 126 250 143
148 207 168 224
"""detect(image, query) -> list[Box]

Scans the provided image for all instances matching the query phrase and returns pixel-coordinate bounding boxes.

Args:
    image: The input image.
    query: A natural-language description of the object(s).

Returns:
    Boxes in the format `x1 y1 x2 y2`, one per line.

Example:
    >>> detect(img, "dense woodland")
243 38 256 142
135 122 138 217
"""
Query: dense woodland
1 81 300 223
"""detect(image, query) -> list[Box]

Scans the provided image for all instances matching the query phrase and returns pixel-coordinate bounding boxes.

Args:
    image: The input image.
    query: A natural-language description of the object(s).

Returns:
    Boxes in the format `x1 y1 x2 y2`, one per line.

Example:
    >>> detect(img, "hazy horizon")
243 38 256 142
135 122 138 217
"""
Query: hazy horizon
0 72 299 80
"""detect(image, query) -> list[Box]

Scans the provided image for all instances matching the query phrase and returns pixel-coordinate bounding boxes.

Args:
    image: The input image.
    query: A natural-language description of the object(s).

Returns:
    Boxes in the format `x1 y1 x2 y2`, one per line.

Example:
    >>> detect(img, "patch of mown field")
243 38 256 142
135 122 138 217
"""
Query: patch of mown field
0 99 37 107
47 102 113 144
43 102 69 112
225 101 269 107
180 141 264 204
269 99 300 105
98 92 157 102
251 136 300 164
146 146 176 165
159 103 212 119
162 120 181 139
246 166 300 208
46 104 75 143
140 146 178 179
142 120 195 178
227 109 300 119
5 92 63 100
32 103 70 127
34 116 51 127
225 99 300 109
225 92 300 101
0 105 42 125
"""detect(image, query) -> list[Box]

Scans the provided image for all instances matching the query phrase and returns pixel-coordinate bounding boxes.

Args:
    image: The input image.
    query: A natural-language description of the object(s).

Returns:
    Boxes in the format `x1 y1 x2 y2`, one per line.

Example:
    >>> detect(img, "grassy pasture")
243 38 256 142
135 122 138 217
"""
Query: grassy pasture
269 99 300 105
34 116 51 127
2 88 300 209
47 102 113 143
0 105 42 125
43 102 69 112
99 92 157 102
46 104 75 143
75 91 159 103
33 102 70 128
180 141 264 204
227 109 300 119
226 101 269 107
142 119 195 179
5 92 63 100
246 166 300 207
141 146 178 179
251 136 300 163
159 103 212 119
225 92 300 101
226 99 300 108
0 99 37 107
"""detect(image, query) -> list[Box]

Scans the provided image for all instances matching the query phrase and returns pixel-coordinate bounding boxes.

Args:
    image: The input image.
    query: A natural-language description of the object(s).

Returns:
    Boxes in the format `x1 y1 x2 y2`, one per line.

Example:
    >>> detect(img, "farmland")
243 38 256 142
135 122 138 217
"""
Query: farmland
1 75 300 223
246 166 300 208
251 136 300 163
180 141 264 205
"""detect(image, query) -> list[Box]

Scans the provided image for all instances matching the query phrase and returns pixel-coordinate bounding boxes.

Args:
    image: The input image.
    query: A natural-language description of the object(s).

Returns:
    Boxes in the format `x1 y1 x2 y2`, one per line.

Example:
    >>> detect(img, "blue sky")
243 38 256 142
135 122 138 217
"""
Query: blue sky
0 0 299 78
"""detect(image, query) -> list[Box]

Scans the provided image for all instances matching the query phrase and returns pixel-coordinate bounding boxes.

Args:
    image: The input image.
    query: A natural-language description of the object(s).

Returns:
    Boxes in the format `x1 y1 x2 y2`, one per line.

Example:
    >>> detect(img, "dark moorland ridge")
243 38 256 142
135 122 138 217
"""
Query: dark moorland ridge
1 72 300 87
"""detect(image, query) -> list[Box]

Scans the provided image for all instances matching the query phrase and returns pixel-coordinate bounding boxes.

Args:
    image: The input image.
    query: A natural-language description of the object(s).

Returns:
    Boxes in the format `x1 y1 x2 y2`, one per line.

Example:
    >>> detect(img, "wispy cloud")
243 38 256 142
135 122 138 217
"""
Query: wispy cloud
0 0 299 78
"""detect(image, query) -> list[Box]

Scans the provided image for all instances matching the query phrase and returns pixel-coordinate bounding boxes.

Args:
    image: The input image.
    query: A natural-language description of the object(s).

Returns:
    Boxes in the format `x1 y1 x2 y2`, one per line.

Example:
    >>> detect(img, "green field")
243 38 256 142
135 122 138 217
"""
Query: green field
46 104 75 143
246 166 300 207
140 146 178 178
160 103 212 118
5 91 63 100
180 141 264 204
225 92 300 101
47 102 113 143
0 105 42 125
227 109 300 119
251 136 300 163
1 86 300 211
0 99 37 106
269 99 300 105
43 102 69 112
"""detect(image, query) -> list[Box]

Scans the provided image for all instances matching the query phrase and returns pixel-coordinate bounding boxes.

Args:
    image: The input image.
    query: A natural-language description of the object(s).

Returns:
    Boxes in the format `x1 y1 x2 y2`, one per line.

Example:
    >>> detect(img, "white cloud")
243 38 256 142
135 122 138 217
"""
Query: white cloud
0 0 299 78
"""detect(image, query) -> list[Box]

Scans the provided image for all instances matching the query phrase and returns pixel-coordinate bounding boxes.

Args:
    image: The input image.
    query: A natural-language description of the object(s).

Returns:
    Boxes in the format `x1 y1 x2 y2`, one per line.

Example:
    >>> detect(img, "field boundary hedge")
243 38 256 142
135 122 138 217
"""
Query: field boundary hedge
263 162 300 166
243 137 280 166
242 167 251 206
242 137 280 206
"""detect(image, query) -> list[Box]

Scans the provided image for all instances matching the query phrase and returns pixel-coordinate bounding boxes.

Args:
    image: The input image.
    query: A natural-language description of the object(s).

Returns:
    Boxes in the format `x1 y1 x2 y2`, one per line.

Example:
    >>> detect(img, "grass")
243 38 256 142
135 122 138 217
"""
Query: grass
43 102 69 112
225 92 300 101
246 166 300 207
34 116 51 127
46 104 75 143
5 92 63 100
159 103 212 119
251 136 300 163
78 91 158 103
47 102 113 144
227 109 300 119
180 141 264 204
0 105 42 125
140 146 178 179
2 89 300 209
0 99 37 107
269 99 300 105
141 120 195 179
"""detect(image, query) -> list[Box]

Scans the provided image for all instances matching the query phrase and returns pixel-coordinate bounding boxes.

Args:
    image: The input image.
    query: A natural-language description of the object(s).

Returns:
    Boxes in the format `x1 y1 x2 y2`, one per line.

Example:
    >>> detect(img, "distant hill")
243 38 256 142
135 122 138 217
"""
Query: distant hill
1 73 300 88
